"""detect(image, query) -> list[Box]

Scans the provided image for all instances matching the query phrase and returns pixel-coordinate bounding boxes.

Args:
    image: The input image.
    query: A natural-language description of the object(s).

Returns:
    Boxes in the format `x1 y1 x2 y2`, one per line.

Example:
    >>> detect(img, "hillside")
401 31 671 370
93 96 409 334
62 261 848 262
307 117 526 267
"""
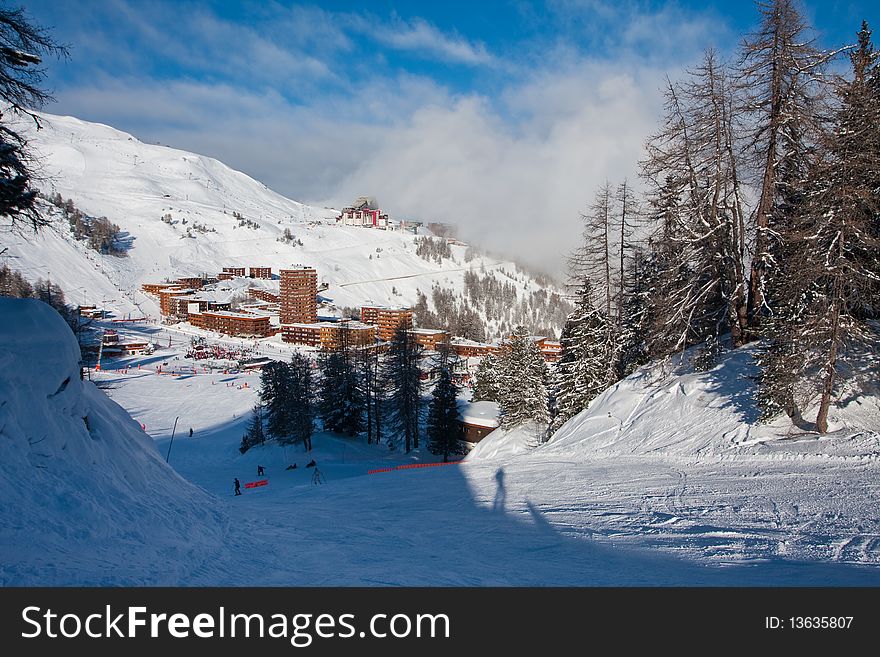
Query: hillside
2 112 568 338
470 345 880 461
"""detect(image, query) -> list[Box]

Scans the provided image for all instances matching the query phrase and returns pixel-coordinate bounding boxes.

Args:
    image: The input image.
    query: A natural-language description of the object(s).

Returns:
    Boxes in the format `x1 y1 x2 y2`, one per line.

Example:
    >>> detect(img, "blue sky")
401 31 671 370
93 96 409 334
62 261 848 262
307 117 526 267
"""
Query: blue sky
20 0 880 269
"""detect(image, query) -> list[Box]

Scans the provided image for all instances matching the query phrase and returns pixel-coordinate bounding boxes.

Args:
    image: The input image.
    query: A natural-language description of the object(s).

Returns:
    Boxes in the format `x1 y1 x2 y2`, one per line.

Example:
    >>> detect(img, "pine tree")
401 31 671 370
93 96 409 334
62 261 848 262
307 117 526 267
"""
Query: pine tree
472 352 501 402
356 341 382 444
260 361 293 441
497 325 550 431
288 353 315 450
0 8 67 232
382 326 423 452
738 0 832 328
240 404 265 454
551 284 614 431
641 50 748 356
317 349 363 436
758 22 880 431
427 368 464 462
570 182 614 316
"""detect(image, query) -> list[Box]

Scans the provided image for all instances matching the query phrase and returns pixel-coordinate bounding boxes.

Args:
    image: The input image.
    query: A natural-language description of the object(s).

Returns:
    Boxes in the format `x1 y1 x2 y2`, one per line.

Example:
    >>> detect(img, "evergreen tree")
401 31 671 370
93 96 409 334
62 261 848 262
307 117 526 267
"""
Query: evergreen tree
356 341 382 444
551 285 614 431
260 361 293 441
757 22 880 432
426 368 464 462
382 326 423 452
288 352 315 450
317 348 363 436
497 325 550 431
472 352 501 402
0 8 67 232
240 404 265 454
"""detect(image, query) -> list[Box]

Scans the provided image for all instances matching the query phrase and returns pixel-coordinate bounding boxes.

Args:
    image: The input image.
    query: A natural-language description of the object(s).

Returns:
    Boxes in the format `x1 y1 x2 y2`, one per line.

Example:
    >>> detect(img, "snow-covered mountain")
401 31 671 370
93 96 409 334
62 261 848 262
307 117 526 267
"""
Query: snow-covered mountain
4 113 567 336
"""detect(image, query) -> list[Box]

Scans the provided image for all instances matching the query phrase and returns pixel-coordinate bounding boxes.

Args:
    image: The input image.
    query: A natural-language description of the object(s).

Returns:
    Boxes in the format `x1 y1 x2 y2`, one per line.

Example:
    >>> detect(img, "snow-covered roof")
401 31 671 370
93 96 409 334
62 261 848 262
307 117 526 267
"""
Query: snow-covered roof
410 328 448 335
458 400 500 428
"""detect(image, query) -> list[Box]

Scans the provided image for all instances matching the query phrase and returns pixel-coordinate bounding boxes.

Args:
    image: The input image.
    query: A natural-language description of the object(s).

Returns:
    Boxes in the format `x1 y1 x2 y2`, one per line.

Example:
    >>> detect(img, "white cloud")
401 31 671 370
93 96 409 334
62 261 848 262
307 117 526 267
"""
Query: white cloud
39 0 734 276
350 15 495 66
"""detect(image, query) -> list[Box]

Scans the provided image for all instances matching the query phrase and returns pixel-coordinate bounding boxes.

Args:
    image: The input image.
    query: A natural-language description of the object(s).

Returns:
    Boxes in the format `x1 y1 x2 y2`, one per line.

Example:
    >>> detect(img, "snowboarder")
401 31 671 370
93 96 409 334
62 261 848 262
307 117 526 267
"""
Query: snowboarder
234 478 241 496
257 465 264 476
189 427 193 437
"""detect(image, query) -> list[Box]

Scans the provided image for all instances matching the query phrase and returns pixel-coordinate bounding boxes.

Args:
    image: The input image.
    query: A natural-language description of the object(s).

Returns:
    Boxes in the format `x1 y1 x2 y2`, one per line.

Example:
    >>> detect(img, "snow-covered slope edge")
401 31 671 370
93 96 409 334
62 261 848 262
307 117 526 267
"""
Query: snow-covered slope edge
0 298 227 584
470 345 880 462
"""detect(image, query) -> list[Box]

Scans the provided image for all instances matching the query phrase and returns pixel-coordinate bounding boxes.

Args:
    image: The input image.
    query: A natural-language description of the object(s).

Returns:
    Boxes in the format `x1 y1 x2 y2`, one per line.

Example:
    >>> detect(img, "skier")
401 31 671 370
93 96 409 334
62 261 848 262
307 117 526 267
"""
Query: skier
312 467 324 485
257 465 264 476
234 478 241 496
189 427 193 437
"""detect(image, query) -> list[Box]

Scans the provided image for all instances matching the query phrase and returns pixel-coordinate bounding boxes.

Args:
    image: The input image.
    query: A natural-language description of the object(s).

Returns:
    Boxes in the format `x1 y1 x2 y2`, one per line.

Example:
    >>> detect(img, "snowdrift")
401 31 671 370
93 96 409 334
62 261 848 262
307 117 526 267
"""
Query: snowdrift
0 299 226 584
469 346 880 463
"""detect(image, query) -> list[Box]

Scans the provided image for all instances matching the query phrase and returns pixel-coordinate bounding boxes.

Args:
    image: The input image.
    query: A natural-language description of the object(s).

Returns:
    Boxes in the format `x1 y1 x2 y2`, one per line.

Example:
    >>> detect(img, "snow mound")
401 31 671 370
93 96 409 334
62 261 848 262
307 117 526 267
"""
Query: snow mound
543 346 880 460
0 299 227 584
467 421 545 461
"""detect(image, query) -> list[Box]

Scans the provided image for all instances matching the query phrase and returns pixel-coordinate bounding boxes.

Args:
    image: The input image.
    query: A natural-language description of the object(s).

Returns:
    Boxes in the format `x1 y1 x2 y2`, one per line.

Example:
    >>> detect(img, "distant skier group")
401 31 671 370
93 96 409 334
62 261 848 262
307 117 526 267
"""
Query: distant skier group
233 460 323 494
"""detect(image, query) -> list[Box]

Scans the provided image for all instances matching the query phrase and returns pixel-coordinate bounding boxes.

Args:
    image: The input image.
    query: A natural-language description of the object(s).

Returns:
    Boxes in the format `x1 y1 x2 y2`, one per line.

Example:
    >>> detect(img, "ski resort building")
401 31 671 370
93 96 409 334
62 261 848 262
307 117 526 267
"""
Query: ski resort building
360 305 413 341
532 337 563 362
158 287 195 316
450 339 500 358
281 320 376 349
189 310 274 338
248 267 272 279
280 266 317 325
141 282 181 296
409 328 448 351
337 196 390 229
176 276 205 289
457 400 500 444
222 266 246 277
248 287 281 304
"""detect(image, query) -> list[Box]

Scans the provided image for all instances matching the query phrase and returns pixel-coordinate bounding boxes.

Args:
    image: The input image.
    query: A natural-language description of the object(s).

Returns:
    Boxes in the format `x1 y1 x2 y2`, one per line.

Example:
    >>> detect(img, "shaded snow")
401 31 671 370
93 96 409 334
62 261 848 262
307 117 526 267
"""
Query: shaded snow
0 299 226 584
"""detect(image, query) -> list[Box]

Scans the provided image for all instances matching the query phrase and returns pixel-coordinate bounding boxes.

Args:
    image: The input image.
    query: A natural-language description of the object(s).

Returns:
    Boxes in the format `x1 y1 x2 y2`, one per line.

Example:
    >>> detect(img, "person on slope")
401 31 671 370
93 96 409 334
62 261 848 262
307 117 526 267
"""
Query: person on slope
234 478 241 496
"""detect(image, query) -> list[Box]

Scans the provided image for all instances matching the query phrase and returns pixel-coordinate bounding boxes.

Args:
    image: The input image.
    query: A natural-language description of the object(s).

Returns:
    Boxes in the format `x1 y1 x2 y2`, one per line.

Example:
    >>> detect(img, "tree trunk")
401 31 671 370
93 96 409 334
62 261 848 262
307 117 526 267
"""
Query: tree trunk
747 19 782 330
816 274 843 433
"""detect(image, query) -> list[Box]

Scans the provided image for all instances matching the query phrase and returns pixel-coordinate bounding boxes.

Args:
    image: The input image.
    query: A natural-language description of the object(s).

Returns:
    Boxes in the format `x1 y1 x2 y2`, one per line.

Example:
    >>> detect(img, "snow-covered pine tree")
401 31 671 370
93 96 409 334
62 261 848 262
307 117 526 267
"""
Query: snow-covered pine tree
317 345 363 436
356 340 382 444
288 352 315 450
472 352 501 402
497 325 550 431
381 326 423 452
758 22 880 432
427 368 464 462
551 283 614 431
260 360 294 442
